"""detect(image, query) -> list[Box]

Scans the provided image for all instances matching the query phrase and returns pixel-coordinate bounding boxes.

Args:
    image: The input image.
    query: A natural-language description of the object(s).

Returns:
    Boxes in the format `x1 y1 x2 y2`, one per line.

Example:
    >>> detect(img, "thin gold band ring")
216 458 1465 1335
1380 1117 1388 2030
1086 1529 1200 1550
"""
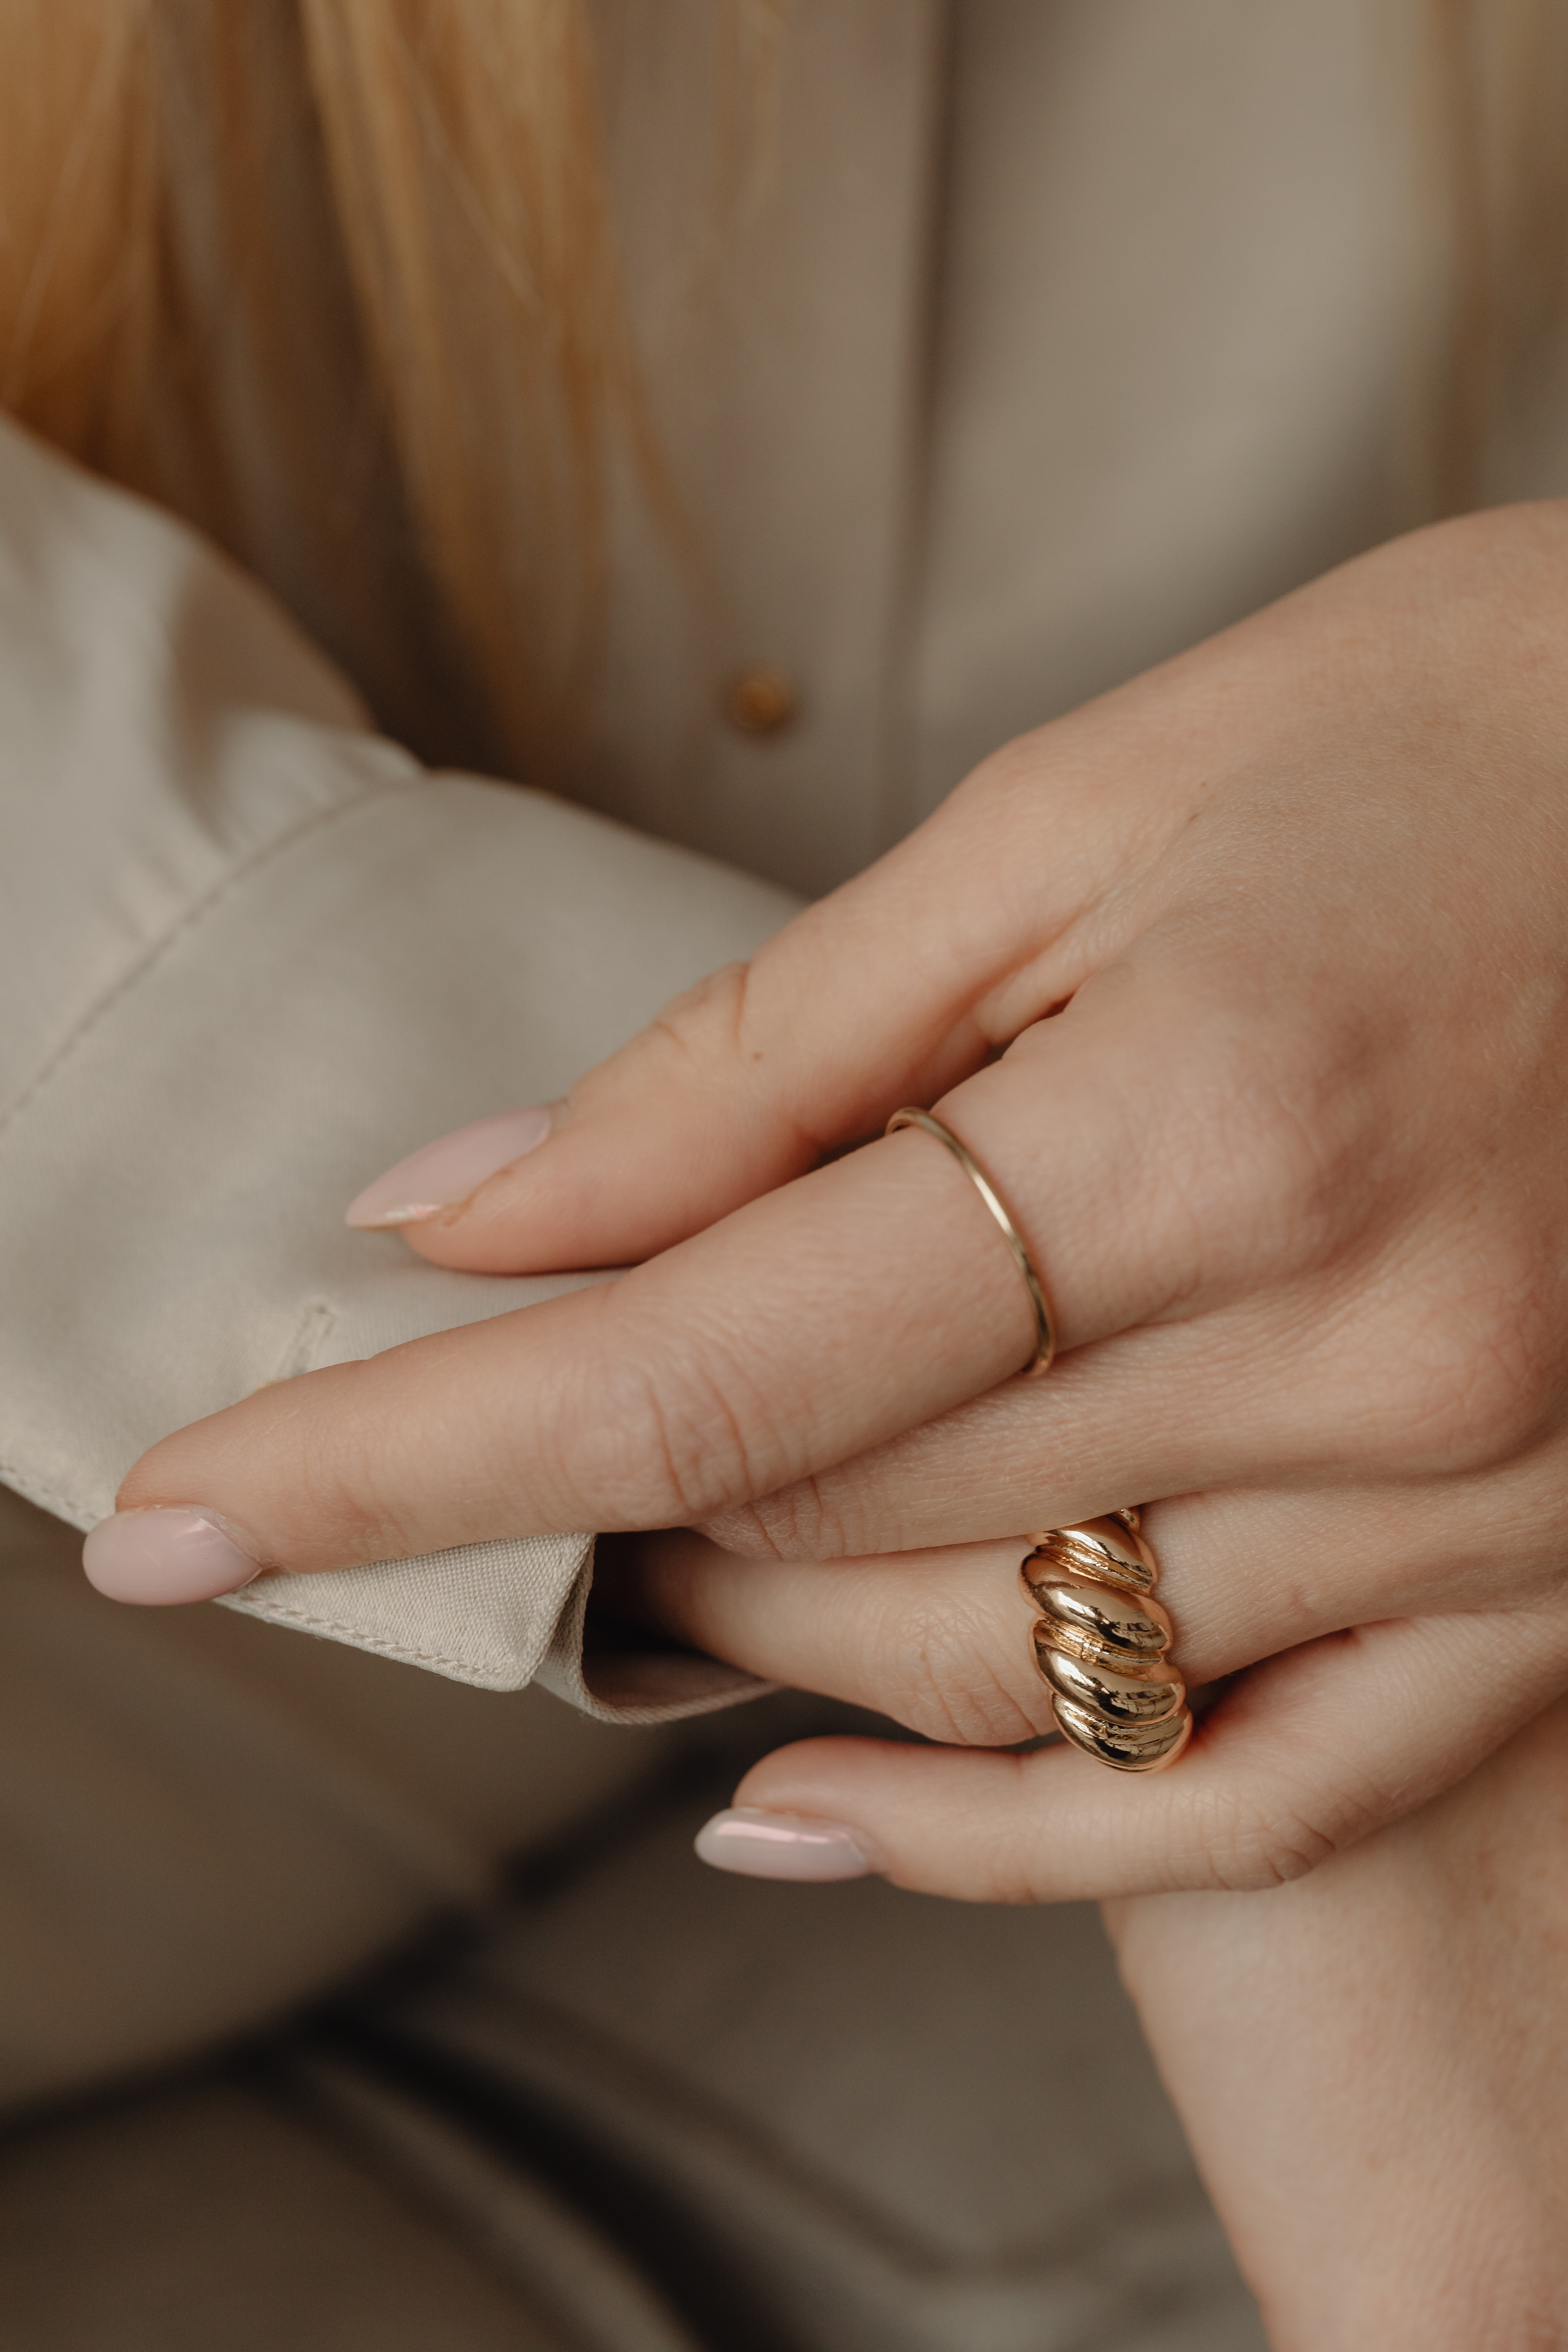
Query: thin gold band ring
884 1106 1056 1377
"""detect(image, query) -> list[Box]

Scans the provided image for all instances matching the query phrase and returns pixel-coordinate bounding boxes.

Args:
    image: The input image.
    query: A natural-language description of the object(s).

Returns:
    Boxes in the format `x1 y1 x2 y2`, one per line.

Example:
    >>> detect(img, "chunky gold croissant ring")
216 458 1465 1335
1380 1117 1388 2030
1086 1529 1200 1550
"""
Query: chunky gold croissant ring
885 1107 1056 1376
1021 1512 1192 1773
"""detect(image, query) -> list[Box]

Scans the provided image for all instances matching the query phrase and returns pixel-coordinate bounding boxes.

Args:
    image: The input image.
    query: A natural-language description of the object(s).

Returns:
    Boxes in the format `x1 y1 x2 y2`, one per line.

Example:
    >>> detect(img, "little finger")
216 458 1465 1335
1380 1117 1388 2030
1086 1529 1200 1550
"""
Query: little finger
697 1606 1568 1901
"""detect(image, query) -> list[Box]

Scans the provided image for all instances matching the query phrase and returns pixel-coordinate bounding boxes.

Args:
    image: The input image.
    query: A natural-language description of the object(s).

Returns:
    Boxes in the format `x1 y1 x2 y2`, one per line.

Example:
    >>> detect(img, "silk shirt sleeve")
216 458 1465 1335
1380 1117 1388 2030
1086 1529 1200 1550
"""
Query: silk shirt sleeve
0 415 788 1717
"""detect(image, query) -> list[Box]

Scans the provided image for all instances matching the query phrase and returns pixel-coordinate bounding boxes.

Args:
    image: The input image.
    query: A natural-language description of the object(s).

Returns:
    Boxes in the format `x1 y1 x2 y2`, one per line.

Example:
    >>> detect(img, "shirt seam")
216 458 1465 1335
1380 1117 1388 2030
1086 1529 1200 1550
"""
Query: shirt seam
226 1593 531 1679
0 764 571 1692
0 1455 588 1684
0 774 420 1147
0 1460 98 1528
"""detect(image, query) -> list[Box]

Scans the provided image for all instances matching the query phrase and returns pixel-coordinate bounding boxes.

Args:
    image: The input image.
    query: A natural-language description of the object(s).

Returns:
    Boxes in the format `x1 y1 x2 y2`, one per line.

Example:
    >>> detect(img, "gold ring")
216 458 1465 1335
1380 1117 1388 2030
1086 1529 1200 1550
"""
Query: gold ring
1020 1512 1192 1772
885 1107 1056 1376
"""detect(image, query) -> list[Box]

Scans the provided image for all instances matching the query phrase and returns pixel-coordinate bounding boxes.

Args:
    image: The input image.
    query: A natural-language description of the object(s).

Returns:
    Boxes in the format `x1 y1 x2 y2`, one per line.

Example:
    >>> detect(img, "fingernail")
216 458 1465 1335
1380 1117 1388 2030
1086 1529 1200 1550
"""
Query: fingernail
83 1509 266 1605
694 1808 879 1882
345 1105 554 1228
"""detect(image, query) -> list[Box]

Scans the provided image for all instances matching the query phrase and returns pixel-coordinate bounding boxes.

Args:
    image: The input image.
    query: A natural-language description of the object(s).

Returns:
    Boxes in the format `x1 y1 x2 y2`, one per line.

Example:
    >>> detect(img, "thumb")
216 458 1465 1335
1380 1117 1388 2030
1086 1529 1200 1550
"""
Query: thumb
349 771 1100 1275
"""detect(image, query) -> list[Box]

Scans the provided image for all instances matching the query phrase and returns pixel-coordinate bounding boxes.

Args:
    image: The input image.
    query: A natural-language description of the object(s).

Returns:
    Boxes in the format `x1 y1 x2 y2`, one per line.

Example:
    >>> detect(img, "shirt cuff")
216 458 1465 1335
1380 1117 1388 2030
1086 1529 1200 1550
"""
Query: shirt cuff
1 766 796 1716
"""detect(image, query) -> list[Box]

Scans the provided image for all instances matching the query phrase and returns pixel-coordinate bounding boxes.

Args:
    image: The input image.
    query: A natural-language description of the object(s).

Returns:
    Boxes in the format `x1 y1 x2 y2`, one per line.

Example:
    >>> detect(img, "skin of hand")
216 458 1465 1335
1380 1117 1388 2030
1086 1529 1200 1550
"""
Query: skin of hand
1102 1695 1568 2350
106 500 1568 1897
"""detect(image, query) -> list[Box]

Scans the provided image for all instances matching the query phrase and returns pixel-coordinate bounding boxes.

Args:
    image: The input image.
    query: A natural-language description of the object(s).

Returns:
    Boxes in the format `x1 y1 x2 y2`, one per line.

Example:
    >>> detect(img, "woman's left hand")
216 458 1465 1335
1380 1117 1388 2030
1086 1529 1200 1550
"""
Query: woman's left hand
98 503 1568 1899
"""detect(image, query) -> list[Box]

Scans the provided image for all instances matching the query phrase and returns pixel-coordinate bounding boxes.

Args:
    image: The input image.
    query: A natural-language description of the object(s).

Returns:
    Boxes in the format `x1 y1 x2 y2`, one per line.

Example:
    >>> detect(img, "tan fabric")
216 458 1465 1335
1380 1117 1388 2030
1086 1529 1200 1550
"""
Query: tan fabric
372 1762 1267 2348
183 0 1536 889
0 1753 1266 2348
0 412 785 1708
909 0 1433 812
0 1484 689 2111
166 1 1478 895
7 0 1568 2100
0 414 784 2100
0 2071 673 2351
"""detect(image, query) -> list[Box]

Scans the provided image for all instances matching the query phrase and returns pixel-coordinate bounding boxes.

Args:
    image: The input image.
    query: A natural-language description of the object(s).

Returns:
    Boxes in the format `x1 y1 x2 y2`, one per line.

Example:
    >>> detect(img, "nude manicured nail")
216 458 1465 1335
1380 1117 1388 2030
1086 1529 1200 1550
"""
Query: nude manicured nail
694 1808 878 1882
345 1105 554 1228
83 1509 266 1605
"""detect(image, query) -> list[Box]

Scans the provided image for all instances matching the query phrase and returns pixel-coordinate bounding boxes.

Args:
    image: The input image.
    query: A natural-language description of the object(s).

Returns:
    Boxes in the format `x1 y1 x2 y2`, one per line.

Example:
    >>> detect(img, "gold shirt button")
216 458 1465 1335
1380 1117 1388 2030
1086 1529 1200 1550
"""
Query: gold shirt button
723 667 798 737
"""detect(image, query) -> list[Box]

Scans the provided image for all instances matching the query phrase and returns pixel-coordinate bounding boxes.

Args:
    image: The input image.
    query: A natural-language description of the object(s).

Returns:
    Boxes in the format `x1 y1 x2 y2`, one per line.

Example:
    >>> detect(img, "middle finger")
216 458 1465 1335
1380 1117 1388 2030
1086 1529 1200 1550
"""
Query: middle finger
607 1474 1568 1748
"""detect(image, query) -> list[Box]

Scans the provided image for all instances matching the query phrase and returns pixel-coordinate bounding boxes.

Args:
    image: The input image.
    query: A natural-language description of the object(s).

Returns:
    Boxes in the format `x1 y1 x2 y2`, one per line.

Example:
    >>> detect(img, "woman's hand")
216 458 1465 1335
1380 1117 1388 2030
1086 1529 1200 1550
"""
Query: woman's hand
97 502 1568 1891
580 1501 1568 1902
1102 1696 1568 2348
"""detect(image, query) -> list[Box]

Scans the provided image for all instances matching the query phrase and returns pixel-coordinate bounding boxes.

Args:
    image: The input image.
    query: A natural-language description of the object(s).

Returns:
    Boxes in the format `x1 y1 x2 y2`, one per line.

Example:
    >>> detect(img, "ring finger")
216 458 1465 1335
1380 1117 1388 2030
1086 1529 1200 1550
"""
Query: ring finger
598 1501 1303 1753
601 1477 1568 1753
596 1514 1568 1903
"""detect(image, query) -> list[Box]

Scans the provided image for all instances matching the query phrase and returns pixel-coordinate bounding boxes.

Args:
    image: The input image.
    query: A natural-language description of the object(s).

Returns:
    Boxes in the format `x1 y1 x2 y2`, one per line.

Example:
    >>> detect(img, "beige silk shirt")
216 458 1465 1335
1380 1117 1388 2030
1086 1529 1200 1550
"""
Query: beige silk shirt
5 2 1562 1703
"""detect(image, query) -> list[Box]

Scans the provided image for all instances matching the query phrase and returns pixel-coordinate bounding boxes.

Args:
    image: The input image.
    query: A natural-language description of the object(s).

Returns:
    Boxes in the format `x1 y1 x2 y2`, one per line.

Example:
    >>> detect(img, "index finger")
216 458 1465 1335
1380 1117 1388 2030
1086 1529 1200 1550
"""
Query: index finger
110 959 1309 1580
113 1119 1035 1574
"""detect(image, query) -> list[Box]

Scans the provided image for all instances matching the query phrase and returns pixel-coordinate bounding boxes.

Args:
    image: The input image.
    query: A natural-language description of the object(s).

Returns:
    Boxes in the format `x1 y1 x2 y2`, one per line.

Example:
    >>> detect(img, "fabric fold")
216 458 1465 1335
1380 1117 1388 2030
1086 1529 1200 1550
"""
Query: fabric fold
0 415 794 1711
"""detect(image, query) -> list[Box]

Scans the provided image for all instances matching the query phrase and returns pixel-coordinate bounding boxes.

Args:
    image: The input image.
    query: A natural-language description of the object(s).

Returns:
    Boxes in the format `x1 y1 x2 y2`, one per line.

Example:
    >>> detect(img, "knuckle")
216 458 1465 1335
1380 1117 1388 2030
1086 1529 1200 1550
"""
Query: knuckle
1124 1044 1365 1317
701 1476 867 1561
645 961 752 1072
289 1382 425 1562
546 1344 764 1527
1181 1757 1386 1894
694 1499 791 1559
1364 1243 1563 1472
581 963 756 1106
1180 1781 1343 1894
1192 1022 1368 1259
872 1589 1047 1748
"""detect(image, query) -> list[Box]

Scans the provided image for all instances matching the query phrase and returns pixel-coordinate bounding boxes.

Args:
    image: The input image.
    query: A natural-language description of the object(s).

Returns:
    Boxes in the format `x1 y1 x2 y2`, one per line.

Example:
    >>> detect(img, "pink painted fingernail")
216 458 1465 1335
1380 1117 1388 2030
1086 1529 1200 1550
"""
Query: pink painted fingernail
345 1105 554 1228
694 1808 879 1882
83 1508 267 1605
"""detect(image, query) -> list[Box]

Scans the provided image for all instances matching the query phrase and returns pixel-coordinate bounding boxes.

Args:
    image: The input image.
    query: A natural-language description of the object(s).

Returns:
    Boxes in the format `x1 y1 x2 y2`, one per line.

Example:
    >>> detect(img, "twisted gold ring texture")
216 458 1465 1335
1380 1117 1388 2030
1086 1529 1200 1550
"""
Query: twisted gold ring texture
1023 1514 1192 1773
882 1110 1190 1773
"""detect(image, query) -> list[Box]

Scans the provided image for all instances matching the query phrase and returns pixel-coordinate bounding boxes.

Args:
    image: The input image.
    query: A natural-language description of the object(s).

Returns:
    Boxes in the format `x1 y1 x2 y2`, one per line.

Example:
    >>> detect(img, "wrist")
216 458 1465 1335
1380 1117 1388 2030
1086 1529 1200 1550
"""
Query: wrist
1105 1700 1568 2348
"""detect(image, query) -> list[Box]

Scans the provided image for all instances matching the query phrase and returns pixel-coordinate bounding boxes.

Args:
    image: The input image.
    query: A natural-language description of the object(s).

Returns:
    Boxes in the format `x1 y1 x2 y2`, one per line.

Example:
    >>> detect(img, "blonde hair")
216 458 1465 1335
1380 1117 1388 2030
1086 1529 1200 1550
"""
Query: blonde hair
1428 0 1568 510
0 1 771 768
0 0 1561 756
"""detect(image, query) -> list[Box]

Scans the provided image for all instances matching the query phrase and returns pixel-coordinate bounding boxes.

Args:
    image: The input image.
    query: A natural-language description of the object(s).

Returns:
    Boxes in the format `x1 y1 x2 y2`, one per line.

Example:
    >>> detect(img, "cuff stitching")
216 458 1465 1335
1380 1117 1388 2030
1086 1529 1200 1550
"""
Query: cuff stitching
229 1591 522 1680
0 1460 93 1530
